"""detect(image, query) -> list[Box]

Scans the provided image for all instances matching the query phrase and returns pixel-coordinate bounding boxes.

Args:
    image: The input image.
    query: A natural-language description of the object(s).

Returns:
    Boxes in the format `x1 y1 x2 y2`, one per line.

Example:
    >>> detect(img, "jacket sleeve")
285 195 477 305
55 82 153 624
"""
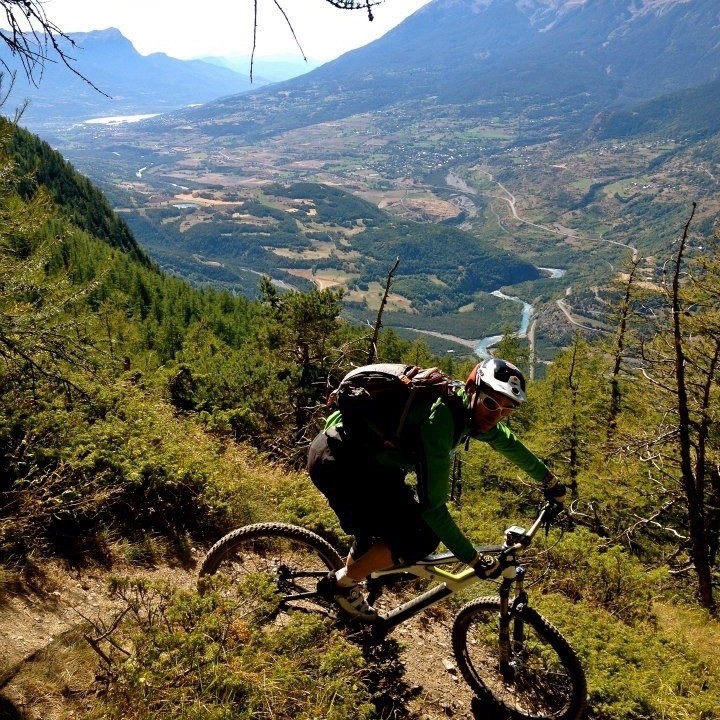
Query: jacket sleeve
478 423 549 481
416 402 477 564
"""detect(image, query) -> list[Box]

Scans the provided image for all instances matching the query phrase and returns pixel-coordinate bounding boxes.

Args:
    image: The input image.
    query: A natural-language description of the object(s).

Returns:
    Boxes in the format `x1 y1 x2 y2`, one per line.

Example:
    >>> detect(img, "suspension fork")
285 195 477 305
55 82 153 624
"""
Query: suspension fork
498 578 513 666
512 566 527 648
498 566 527 668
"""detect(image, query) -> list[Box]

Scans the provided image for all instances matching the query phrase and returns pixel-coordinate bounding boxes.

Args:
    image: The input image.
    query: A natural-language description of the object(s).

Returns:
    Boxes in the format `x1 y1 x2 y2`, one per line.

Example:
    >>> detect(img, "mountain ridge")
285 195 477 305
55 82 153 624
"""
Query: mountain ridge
1 28 254 129
150 0 719 144
593 77 720 141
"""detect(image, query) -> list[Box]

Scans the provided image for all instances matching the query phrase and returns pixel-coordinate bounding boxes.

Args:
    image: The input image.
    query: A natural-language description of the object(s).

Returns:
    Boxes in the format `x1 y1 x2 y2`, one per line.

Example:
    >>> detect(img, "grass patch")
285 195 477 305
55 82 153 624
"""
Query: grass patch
0 627 97 719
653 601 720 666
88 578 375 720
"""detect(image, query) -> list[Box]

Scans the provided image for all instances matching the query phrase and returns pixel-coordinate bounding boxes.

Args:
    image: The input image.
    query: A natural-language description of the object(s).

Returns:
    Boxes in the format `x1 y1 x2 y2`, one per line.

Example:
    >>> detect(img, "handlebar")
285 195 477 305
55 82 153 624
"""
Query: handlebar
500 501 563 558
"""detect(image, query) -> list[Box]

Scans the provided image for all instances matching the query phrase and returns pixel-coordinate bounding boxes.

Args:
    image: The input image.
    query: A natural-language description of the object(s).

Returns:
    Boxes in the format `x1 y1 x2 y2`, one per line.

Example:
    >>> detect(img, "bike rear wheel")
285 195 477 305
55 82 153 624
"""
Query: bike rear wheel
198 523 344 618
452 596 587 720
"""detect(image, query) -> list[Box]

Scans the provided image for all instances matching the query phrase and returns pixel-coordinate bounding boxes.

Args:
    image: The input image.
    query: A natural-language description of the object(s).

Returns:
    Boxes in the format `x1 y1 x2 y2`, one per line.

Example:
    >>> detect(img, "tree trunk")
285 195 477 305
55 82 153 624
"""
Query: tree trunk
367 257 400 364
567 335 581 490
608 256 640 440
670 204 715 610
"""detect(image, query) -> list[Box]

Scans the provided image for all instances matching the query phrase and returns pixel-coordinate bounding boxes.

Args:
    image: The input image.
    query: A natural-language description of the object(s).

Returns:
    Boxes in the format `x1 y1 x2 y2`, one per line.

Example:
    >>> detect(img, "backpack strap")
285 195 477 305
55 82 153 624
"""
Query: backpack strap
395 366 451 437
443 386 469 447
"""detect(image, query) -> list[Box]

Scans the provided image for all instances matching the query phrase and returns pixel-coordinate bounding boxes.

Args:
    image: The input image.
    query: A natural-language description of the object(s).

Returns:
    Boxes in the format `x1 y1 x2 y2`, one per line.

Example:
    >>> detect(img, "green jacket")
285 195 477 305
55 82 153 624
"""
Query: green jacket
324 388 548 564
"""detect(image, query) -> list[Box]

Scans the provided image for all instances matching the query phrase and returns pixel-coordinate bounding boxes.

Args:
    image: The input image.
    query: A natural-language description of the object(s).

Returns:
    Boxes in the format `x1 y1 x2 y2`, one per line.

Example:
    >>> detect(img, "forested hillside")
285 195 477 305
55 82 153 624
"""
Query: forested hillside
123 179 540 324
2 121 720 720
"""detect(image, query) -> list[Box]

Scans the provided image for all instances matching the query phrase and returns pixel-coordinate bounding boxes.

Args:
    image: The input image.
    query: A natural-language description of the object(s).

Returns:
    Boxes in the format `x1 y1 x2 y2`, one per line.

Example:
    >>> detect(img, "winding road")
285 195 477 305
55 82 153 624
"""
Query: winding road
403 168 635 362
455 168 639 264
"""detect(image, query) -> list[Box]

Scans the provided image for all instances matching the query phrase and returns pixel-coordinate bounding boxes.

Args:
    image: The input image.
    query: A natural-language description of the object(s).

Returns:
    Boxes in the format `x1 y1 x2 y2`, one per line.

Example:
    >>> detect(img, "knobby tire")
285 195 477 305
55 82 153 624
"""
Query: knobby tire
198 523 344 617
452 596 587 720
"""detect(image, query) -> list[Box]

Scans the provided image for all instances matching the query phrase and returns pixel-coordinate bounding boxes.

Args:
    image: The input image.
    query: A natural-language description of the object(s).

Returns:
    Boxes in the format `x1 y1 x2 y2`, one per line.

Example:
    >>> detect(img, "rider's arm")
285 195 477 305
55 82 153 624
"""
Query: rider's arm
416 401 477 565
476 422 549 481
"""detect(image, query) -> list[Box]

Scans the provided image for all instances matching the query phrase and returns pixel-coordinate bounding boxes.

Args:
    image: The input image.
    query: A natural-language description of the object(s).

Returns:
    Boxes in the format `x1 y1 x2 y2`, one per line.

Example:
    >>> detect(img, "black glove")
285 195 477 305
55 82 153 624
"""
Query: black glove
470 552 502 579
543 482 567 506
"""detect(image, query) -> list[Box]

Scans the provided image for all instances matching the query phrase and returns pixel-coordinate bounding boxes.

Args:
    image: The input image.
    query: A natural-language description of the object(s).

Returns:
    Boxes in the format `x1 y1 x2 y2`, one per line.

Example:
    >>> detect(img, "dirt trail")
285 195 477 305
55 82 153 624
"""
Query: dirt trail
1 562 198 670
0 561 493 719
0 560 198 719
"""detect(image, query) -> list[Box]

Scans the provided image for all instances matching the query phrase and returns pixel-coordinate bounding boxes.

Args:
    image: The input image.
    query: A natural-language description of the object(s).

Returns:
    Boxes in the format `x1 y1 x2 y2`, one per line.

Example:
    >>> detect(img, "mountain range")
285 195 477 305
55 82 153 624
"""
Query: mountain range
151 0 720 142
0 29 257 129
12 0 720 358
11 2 719 148
200 54 321 84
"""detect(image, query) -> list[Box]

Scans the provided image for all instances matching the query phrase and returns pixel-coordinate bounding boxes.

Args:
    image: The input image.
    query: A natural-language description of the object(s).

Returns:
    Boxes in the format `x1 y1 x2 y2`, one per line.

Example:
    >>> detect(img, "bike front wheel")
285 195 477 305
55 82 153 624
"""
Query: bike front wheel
452 596 587 720
198 523 344 618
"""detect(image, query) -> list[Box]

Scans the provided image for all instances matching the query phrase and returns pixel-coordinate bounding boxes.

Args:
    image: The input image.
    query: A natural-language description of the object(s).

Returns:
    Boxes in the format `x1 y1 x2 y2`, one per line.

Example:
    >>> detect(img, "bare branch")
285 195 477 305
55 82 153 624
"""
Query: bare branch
83 606 133 667
0 0 109 96
640 368 678 395
249 0 384 81
627 507 688 542
367 256 400 363
272 0 307 60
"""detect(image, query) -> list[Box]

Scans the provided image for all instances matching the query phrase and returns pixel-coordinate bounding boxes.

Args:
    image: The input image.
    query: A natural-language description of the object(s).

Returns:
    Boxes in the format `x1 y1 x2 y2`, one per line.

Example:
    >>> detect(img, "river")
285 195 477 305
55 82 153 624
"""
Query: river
474 290 534 357
402 268 566 357
475 268 566 355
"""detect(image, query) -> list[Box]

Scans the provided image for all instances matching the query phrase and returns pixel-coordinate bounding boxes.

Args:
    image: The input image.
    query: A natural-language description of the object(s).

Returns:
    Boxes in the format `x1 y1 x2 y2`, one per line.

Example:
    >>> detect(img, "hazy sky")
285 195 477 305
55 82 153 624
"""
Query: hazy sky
37 0 433 61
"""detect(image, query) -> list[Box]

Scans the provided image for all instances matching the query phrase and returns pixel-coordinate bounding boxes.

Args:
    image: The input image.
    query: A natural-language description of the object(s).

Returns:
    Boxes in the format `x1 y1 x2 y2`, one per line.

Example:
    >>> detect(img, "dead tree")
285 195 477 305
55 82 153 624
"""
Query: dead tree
367 256 399 364
639 204 718 611
668 205 716 610
607 254 641 440
566 334 582 492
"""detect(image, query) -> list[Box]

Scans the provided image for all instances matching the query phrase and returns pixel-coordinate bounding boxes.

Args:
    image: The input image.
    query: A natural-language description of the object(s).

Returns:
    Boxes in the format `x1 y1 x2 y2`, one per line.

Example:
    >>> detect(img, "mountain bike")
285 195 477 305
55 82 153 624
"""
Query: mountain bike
198 501 587 720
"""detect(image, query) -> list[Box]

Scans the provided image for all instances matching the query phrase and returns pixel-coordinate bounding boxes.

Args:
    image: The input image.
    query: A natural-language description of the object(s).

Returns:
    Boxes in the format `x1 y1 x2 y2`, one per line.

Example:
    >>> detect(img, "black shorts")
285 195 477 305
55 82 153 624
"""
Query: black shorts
306 429 439 564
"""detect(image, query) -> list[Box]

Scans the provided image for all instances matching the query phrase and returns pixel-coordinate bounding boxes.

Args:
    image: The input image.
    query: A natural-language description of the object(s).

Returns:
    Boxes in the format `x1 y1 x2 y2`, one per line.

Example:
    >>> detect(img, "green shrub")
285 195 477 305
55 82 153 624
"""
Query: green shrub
536 594 719 720
541 527 667 622
91 578 375 720
0 381 254 563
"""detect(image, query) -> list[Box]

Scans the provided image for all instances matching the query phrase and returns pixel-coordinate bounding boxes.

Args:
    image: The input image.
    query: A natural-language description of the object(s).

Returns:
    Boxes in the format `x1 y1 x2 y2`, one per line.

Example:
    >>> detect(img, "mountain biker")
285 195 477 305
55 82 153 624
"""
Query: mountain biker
307 357 565 621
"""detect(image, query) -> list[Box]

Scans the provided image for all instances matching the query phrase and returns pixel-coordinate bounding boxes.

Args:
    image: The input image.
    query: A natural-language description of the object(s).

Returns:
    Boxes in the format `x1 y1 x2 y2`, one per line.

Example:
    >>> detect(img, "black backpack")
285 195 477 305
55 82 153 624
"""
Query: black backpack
327 363 465 448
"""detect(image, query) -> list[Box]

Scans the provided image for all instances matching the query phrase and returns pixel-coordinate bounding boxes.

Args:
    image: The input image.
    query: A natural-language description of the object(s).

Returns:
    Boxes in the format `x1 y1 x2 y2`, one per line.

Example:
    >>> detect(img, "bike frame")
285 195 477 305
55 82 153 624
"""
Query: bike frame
367 503 553 640
200 500 583 719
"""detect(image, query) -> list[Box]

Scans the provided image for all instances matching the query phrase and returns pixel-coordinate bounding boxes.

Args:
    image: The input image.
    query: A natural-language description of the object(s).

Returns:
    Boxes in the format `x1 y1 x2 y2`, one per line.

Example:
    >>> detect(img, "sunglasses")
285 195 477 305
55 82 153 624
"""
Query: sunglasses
477 392 516 415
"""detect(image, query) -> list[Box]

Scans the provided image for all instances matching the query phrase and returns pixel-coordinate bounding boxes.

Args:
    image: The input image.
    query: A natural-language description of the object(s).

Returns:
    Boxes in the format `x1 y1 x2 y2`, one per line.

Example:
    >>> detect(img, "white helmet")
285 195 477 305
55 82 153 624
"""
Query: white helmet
466 358 527 404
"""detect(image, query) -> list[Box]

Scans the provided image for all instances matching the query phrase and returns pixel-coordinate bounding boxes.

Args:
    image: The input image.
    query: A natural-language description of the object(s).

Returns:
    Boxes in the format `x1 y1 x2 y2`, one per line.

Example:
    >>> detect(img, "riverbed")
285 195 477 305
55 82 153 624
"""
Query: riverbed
403 267 566 357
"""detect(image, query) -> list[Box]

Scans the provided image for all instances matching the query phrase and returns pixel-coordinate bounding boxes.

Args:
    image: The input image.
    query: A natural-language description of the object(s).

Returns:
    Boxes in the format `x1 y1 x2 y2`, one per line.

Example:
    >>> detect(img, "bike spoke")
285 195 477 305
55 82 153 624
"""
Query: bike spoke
477 626 573 714
200 527 342 619
453 597 585 720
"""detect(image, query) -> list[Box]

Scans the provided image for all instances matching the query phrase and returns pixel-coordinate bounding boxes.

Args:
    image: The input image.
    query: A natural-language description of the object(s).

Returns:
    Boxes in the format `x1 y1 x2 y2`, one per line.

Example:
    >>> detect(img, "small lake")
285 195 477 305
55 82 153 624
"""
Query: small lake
84 113 160 125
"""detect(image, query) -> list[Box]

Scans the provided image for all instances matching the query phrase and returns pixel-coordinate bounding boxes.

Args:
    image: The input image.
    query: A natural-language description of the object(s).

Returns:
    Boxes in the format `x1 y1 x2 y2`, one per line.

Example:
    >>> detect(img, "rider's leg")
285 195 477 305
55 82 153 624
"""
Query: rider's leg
320 536 384 621
307 432 383 619
344 540 394 582
308 430 435 618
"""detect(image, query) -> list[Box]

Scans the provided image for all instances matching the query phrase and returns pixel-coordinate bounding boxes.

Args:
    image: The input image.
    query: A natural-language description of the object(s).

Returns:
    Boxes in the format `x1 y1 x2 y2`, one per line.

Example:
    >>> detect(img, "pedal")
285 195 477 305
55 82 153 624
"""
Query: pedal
315 571 336 601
